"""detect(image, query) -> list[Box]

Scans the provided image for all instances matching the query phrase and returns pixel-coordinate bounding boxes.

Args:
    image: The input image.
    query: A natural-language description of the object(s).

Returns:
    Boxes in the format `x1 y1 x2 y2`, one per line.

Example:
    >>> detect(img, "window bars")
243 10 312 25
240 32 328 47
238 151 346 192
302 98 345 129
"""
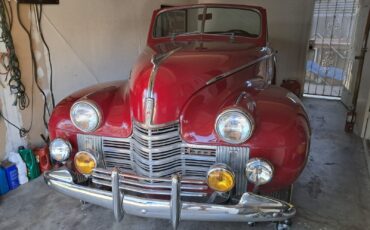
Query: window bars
305 0 359 97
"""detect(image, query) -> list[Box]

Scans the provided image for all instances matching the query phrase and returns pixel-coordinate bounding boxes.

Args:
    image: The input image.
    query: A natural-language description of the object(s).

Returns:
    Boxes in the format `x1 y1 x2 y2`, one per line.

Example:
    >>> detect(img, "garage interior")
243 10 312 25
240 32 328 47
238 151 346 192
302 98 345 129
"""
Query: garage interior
0 0 370 230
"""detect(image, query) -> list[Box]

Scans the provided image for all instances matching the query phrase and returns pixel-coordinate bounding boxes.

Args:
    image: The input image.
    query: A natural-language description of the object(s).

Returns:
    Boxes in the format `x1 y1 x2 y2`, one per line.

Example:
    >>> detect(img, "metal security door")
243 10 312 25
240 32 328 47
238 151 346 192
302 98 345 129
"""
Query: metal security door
304 0 359 98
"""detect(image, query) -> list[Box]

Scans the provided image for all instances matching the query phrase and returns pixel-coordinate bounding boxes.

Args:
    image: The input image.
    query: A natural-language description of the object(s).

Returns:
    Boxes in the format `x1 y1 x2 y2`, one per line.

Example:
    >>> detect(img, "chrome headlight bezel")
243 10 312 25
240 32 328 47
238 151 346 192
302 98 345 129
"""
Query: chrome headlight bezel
70 100 102 133
49 138 71 162
246 158 274 186
215 109 255 144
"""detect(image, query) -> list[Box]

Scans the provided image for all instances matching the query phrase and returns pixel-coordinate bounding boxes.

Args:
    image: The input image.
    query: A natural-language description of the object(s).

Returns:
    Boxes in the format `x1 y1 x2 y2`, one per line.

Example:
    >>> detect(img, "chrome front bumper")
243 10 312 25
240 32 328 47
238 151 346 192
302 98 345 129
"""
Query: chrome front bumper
44 168 296 229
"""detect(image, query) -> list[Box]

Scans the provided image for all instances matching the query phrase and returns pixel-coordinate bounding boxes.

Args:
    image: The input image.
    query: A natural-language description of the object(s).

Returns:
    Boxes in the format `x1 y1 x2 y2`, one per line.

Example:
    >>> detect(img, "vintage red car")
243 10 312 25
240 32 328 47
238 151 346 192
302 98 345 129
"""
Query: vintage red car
44 3 310 230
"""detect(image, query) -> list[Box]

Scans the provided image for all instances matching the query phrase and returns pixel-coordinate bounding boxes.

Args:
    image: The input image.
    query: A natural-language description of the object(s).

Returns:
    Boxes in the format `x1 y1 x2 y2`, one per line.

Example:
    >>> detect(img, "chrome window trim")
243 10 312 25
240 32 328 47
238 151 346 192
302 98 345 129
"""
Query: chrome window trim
153 6 263 40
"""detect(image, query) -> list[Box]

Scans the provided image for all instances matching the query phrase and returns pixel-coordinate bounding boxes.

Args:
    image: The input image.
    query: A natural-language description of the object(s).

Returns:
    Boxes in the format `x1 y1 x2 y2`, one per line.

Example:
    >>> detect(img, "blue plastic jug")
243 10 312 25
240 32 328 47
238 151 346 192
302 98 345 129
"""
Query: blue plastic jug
2 161 20 190
0 166 9 195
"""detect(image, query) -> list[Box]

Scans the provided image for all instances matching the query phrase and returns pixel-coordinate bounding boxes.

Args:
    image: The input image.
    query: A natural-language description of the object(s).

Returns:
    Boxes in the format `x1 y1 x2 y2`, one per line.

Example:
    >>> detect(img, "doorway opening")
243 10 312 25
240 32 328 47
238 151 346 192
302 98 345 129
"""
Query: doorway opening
304 0 360 98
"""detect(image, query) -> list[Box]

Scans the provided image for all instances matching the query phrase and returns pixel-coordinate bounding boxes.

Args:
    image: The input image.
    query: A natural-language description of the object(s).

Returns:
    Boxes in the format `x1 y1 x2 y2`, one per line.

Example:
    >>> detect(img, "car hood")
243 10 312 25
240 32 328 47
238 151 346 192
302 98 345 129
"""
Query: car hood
130 40 266 125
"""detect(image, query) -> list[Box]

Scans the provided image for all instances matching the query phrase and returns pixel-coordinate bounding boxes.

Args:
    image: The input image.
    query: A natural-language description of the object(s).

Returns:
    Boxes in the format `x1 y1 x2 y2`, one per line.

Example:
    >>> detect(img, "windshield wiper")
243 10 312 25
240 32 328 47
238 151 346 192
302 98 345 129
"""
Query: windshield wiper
170 31 202 41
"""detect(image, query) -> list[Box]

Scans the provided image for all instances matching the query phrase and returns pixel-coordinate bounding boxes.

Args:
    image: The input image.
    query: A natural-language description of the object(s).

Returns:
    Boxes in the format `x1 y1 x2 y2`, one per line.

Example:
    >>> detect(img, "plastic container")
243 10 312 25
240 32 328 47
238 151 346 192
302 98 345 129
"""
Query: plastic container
33 147 52 173
19 148 40 180
7 152 29 184
0 166 10 195
1 161 20 190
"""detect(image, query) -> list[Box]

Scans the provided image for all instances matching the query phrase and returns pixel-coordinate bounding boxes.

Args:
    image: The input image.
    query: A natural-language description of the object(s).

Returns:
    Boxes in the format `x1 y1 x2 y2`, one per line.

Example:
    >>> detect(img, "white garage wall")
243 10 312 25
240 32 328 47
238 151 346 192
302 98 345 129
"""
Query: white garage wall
200 0 315 86
0 0 197 161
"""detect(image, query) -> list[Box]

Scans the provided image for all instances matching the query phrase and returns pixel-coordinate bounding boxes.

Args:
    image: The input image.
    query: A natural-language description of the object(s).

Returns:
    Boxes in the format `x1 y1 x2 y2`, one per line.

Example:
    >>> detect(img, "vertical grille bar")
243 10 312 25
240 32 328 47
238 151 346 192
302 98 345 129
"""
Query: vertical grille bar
216 146 249 196
77 134 102 153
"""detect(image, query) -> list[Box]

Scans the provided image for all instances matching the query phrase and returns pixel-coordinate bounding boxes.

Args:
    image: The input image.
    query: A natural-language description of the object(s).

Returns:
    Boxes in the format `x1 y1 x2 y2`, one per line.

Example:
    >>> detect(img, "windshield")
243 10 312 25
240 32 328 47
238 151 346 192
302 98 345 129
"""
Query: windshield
154 7 261 38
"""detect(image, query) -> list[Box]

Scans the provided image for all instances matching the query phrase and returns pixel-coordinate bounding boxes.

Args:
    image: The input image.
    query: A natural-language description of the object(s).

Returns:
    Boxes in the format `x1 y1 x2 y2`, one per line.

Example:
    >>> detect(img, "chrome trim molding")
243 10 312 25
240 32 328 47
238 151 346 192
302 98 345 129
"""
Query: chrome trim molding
144 98 155 126
235 92 248 105
44 168 296 226
216 146 249 196
206 53 273 85
145 47 182 126
77 134 102 153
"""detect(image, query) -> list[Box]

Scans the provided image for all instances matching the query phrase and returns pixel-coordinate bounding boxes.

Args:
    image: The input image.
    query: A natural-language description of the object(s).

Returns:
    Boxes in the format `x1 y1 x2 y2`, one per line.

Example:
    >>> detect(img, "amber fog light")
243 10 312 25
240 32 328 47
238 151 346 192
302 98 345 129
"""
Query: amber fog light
207 164 235 192
74 151 97 175
246 158 274 185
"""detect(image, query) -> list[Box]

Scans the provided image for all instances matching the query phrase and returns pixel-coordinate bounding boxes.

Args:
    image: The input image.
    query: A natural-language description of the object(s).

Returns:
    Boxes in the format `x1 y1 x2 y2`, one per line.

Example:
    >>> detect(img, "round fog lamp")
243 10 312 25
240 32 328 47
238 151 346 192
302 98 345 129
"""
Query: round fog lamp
207 164 235 192
49 138 71 162
246 158 274 185
74 151 97 175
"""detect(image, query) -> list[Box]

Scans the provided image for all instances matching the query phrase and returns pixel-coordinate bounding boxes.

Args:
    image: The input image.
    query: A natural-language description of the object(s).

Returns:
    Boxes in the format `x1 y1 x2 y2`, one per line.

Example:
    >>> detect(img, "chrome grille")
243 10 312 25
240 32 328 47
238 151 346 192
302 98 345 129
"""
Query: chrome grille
102 138 131 171
92 168 209 197
96 122 217 179
77 122 249 196
216 146 249 196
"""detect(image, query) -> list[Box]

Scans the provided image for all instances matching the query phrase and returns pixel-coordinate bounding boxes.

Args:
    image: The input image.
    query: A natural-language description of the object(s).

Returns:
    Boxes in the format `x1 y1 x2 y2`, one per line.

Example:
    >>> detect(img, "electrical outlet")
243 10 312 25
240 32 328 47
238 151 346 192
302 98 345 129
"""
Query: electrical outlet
18 0 59 4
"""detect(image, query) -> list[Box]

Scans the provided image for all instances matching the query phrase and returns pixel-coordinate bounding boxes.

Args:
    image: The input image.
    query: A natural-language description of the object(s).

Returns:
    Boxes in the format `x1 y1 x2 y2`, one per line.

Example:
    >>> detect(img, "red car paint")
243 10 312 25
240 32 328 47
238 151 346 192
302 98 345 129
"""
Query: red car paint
48 4 310 193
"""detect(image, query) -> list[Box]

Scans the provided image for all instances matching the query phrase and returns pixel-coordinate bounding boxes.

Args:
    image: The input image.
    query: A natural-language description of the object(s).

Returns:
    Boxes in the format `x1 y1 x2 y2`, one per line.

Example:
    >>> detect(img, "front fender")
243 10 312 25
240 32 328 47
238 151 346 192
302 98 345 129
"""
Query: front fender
48 80 132 140
180 77 310 191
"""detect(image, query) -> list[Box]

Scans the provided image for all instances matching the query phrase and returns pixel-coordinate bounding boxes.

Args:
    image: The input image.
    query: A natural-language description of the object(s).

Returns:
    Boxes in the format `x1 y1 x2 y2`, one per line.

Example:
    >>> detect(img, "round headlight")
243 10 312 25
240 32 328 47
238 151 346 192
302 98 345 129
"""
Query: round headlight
49 138 71 162
246 158 274 185
215 109 254 144
74 151 97 175
70 100 102 132
207 164 235 192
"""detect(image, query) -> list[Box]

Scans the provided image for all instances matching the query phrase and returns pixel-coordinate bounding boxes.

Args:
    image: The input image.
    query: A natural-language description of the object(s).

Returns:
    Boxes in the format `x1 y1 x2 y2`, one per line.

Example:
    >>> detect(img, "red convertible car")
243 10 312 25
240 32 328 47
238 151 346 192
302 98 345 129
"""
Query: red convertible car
45 4 310 230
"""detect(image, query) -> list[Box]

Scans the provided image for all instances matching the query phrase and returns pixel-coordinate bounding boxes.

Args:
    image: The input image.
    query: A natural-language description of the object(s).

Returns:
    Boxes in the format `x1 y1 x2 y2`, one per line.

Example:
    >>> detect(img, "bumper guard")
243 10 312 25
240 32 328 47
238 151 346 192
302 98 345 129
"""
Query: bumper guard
44 168 295 229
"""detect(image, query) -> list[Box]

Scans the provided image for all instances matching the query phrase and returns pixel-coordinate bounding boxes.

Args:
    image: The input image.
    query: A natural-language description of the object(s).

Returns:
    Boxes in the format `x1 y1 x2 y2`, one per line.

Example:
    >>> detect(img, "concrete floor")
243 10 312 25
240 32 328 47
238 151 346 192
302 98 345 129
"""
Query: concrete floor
1 98 370 230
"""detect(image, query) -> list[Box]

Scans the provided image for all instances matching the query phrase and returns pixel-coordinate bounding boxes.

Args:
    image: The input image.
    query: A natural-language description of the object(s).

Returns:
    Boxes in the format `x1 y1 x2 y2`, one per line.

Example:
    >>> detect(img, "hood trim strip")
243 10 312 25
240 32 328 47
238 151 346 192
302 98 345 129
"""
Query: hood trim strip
206 53 273 85
145 47 183 126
